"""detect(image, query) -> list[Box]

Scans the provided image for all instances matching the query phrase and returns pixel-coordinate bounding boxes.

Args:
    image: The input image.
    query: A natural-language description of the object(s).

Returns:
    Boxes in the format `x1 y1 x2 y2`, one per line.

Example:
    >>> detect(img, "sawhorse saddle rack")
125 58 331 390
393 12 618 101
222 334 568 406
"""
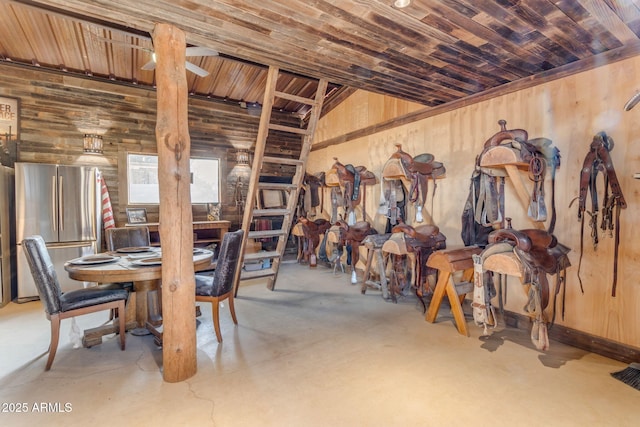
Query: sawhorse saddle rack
425 246 483 336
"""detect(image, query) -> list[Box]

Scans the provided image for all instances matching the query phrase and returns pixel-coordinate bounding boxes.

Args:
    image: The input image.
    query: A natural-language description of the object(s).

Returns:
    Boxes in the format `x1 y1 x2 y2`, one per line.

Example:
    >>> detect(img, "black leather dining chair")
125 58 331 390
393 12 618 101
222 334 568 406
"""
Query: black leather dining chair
195 229 244 343
99 226 152 319
22 235 128 371
105 226 151 252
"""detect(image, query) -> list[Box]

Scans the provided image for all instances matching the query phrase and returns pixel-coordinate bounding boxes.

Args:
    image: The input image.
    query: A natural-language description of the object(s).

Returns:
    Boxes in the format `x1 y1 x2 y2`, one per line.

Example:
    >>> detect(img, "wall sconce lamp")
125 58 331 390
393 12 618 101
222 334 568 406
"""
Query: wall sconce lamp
236 149 250 166
83 134 103 154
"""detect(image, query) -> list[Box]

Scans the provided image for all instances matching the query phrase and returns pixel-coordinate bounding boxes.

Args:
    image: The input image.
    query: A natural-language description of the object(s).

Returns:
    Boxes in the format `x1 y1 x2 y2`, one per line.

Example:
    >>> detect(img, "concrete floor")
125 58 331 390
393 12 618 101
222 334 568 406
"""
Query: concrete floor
1 261 639 426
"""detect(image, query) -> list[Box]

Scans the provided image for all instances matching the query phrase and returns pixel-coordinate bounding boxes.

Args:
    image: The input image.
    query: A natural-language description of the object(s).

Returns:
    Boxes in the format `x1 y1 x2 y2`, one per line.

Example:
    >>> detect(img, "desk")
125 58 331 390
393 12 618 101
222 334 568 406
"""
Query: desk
64 248 214 345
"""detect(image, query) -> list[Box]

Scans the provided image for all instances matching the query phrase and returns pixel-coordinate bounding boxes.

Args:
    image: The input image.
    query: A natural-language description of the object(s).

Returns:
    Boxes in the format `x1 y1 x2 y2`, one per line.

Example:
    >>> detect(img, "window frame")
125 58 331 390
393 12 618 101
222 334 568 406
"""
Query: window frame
123 151 221 207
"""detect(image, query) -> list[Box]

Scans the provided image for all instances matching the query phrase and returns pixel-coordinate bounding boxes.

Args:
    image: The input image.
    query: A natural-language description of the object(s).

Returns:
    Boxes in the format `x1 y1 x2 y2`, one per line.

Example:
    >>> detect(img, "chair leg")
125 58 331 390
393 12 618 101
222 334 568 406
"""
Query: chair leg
117 301 126 350
211 301 222 343
46 315 61 371
228 295 238 325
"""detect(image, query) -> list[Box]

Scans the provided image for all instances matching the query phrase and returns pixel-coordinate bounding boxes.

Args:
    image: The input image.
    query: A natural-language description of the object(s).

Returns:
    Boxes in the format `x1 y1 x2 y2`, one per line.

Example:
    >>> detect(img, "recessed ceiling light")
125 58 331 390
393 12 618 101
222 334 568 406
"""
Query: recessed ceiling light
394 0 410 8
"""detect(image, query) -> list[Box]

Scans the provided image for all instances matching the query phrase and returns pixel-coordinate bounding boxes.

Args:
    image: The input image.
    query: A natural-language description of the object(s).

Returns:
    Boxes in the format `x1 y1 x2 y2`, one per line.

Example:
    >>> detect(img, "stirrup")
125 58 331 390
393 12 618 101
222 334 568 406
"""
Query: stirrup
347 210 356 226
415 205 424 223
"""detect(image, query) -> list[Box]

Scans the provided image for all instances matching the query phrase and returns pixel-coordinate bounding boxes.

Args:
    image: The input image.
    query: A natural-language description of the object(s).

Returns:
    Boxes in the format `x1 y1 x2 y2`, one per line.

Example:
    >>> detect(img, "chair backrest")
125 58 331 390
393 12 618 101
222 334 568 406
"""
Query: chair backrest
21 235 63 315
207 229 244 297
105 226 150 251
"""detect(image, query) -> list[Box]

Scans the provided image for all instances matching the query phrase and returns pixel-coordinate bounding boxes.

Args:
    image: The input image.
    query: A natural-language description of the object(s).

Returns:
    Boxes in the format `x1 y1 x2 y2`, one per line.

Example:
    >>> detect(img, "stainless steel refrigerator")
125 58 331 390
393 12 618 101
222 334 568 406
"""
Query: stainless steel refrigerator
15 163 102 301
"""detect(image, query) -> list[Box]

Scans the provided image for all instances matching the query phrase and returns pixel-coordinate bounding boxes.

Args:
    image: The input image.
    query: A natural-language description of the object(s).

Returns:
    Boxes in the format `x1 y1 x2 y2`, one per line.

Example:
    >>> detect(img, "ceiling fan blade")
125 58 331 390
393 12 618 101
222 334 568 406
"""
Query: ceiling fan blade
141 60 156 71
185 46 218 57
185 61 209 77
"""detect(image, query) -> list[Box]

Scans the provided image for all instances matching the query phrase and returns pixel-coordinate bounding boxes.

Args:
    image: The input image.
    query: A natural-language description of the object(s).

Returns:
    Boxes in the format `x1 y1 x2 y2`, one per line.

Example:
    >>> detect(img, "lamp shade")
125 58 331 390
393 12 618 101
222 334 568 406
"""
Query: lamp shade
83 134 103 154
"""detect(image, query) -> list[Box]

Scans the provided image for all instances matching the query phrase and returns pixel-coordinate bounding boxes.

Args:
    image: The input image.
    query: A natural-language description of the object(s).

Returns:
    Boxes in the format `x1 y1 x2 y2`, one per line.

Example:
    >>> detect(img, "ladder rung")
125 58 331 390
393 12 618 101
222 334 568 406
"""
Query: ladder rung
248 230 287 239
274 90 318 107
262 156 304 166
253 208 290 216
240 267 276 280
268 123 309 135
258 182 297 190
244 251 280 262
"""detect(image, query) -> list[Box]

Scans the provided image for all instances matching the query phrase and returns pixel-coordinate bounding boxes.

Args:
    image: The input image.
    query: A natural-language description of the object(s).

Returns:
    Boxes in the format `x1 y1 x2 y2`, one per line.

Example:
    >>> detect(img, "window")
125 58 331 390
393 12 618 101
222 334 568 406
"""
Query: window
127 153 220 204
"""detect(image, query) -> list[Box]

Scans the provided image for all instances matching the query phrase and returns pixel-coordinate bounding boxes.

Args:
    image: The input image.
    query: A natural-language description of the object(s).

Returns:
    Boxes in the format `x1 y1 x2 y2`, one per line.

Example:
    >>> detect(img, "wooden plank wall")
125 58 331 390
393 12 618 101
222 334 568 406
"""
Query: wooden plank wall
310 55 640 348
0 62 302 231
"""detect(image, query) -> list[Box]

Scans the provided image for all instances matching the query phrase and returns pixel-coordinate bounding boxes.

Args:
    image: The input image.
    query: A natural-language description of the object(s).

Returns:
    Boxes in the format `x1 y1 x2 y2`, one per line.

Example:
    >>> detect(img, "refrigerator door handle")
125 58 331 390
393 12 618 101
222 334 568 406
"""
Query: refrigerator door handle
59 175 64 230
51 175 57 232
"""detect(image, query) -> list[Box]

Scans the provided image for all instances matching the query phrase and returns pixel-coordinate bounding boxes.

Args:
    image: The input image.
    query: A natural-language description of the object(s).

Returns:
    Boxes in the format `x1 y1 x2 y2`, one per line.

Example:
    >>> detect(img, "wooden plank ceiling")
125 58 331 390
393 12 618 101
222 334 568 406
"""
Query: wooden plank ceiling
2 0 640 116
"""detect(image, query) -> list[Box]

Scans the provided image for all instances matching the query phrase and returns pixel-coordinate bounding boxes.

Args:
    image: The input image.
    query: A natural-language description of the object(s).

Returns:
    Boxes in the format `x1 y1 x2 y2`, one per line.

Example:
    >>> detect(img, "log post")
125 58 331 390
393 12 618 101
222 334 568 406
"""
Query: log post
153 23 197 382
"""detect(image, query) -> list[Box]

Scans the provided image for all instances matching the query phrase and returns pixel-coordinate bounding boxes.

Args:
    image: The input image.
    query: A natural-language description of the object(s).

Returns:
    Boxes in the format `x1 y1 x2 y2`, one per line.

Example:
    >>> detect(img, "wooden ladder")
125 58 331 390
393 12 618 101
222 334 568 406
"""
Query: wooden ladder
234 66 328 294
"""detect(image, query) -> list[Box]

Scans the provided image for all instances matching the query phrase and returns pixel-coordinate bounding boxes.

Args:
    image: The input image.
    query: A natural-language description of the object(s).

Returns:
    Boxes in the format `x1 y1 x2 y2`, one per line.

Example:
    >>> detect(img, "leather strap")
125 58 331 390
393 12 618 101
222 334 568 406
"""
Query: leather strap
612 203 622 297
345 164 360 201
576 132 626 296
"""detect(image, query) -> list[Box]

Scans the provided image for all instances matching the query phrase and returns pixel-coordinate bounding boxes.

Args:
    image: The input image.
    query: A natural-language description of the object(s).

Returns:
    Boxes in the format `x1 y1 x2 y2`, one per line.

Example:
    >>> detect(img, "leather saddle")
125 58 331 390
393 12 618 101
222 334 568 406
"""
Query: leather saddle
391 143 445 177
389 221 447 304
391 222 446 251
476 120 561 231
388 144 445 223
488 227 571 310
332 158 376 198
335 219 377 283
297 217 332 264
332 158 377 223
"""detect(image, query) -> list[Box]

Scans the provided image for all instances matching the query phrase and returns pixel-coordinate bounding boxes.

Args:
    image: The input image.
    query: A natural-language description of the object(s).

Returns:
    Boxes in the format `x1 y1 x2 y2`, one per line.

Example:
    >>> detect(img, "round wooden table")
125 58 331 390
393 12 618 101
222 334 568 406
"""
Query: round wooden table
65 248 214 338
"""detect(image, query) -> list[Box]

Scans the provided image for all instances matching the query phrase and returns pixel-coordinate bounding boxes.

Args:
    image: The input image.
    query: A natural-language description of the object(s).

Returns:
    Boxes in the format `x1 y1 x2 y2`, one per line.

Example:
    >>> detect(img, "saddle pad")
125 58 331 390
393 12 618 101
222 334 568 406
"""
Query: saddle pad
291 222 305 237
326 227 342 243
382 158 407 180
479 145 527 168
381 232 407 255
483 252 524 278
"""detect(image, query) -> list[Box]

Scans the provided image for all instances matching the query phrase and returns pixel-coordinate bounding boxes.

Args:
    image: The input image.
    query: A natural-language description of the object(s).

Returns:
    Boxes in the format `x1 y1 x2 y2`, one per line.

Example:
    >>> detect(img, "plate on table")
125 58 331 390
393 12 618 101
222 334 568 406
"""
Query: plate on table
116 246 152 253
69 254 119 265
132 257 162 266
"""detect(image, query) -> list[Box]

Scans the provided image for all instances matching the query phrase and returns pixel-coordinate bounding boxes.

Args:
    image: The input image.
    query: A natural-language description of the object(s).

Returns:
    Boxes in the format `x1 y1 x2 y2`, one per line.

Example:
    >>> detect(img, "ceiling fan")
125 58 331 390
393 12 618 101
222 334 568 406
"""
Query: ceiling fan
91 34 218 77
141 46 219 77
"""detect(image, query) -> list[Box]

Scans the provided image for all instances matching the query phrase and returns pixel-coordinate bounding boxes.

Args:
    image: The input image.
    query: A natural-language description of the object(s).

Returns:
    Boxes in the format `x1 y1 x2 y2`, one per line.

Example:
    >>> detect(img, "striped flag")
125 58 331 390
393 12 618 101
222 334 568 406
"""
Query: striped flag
98 171 115 230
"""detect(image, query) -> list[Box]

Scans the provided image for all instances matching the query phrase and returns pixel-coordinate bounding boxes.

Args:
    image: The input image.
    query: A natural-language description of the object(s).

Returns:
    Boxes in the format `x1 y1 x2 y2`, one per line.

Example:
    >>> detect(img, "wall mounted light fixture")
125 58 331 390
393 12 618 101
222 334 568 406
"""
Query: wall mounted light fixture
83 134 103 154
235 149 250 165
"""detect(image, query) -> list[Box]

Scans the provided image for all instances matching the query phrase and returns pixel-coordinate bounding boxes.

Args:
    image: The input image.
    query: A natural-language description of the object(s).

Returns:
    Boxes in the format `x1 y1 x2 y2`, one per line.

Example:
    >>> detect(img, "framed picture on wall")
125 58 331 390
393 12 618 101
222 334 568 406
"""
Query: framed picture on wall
0 96 19 166
126 208 148 224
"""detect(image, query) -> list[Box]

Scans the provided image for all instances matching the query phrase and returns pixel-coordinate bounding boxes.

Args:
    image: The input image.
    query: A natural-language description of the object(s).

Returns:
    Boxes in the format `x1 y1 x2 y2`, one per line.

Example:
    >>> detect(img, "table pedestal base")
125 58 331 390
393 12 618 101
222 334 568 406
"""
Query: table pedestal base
130 327 152 336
